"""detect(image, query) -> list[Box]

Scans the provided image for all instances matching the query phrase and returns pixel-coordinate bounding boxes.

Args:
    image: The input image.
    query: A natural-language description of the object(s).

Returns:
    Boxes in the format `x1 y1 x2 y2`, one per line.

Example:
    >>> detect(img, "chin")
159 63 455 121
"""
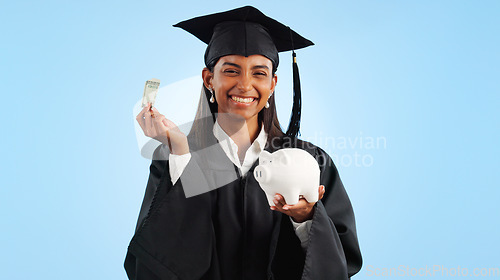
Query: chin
219 110 259 122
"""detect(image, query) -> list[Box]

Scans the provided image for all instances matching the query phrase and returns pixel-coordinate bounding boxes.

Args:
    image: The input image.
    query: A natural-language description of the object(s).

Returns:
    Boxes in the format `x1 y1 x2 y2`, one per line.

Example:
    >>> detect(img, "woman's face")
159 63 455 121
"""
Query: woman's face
203 54 277 123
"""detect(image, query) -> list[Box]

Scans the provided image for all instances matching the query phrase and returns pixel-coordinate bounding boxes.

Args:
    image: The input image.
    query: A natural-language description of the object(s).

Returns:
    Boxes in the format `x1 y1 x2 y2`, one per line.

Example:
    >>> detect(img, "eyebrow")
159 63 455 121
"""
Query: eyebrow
222 62 270 70
253 65 270 70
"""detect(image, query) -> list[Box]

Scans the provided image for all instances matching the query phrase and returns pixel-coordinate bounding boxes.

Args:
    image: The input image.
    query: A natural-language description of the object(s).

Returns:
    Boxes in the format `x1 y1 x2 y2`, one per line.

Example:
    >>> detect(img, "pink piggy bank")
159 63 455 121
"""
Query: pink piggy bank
254 148 320 206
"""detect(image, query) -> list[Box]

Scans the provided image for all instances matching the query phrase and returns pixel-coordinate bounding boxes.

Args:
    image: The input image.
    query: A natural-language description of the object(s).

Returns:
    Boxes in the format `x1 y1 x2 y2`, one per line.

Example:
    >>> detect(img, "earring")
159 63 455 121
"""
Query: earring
209 88 215 103
265 91 273 108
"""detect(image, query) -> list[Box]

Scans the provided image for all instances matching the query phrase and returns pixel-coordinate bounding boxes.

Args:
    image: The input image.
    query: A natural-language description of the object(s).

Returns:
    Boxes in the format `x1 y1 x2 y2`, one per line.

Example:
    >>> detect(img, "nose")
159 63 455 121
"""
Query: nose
236 73 253 92
254 166 269 183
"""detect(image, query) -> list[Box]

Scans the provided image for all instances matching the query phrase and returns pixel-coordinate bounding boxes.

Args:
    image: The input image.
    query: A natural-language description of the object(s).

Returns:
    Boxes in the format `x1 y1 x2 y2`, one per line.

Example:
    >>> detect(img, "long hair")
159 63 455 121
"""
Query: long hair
187 63 285 150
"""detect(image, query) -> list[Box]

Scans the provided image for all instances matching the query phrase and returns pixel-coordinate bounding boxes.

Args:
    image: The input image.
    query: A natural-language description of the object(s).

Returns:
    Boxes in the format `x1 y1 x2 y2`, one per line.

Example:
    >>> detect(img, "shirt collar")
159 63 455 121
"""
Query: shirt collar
253 123 268 151
213 120 268 152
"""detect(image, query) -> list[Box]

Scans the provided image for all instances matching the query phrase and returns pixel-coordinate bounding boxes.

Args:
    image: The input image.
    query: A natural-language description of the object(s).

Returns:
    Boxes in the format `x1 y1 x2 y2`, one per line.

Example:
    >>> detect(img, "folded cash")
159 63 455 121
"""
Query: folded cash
141 78 161 107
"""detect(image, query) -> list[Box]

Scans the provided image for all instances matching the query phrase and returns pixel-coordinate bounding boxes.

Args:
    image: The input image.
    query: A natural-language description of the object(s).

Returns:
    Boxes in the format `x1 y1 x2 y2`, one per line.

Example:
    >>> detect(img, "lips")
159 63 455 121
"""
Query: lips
230 95 257 104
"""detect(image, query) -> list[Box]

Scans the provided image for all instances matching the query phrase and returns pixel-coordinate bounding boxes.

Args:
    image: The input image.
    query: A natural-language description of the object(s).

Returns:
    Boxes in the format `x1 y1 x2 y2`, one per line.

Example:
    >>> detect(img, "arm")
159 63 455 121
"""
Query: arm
125 145 217 280
133 145 169 233
270 146 362 280
302 147 363 279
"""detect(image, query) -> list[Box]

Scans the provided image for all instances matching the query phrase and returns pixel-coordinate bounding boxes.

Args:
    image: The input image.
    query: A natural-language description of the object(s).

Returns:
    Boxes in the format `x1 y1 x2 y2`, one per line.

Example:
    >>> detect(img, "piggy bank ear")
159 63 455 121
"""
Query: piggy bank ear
280 152 290 165
259 150 272 165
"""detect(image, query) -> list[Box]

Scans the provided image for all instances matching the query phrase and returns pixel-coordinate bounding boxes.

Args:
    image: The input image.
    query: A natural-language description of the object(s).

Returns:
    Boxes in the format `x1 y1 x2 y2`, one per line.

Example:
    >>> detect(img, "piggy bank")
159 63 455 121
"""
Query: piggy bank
254 148 320 206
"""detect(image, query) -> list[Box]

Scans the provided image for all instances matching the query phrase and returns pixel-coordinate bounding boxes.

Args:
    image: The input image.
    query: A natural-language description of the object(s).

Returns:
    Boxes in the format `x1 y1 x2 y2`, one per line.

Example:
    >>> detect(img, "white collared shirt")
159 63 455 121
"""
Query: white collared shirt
212 119 268 177
168 120 312 250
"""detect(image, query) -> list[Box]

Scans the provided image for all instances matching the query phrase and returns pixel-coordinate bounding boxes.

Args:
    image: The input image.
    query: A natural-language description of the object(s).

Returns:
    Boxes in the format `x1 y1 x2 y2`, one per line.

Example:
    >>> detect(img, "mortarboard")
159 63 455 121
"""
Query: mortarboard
174 6 314 137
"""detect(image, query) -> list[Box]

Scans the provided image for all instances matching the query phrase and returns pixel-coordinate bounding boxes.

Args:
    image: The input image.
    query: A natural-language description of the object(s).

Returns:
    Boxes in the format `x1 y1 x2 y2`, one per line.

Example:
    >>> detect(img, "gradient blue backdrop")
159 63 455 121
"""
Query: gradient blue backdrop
1 0 498 279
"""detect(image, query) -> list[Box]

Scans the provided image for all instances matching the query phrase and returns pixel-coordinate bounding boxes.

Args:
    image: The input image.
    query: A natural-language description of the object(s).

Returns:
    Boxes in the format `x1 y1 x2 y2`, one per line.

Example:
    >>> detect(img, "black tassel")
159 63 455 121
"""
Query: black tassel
286 51 302 137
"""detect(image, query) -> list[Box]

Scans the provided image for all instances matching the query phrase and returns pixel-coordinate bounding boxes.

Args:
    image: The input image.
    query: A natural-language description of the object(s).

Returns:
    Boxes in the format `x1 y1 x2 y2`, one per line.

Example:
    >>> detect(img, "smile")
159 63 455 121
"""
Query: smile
230 96 256 104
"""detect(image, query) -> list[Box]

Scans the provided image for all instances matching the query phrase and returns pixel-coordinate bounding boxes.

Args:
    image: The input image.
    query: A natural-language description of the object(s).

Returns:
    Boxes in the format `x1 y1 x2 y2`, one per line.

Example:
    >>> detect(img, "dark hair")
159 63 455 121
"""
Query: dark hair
187 58 284 149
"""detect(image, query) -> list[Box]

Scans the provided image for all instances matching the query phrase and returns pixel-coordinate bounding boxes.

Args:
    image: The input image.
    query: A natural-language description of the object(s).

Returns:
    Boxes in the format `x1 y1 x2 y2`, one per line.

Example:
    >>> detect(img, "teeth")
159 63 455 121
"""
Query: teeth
231 96 255 103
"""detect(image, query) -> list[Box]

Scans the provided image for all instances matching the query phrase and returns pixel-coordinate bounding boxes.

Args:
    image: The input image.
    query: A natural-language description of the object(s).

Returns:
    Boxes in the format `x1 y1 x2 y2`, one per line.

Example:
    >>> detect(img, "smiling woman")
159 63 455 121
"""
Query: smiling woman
127 6 362 280
203 55 277 142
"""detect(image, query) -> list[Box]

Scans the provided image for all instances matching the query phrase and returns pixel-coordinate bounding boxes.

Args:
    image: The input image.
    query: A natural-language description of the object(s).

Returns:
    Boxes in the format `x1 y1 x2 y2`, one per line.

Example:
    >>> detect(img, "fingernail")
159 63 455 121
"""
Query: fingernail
274 195 280 200
273 199 278 205
283 206 289 210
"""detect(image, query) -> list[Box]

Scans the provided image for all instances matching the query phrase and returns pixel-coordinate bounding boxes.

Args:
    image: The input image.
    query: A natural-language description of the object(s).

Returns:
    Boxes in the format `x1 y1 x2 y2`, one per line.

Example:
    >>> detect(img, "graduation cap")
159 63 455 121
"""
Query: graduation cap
174 6 314 137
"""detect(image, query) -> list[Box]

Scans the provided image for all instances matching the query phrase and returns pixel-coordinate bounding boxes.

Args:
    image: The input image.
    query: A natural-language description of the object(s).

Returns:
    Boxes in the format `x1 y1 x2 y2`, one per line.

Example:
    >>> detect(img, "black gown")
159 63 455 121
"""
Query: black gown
124 132 362 280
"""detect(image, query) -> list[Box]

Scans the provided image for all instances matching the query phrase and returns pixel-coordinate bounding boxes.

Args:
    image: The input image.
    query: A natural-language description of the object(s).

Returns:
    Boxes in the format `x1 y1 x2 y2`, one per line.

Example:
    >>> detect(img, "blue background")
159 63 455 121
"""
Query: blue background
1 0 498 279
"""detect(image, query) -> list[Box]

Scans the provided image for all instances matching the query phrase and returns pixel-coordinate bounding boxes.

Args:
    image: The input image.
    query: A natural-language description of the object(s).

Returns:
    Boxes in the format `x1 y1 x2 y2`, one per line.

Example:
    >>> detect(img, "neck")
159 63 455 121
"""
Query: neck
217 114 260 149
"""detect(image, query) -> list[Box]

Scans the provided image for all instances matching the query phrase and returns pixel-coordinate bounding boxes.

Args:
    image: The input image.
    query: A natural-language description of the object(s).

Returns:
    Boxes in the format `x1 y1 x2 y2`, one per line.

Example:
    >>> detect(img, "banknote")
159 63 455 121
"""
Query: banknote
141 78 160 107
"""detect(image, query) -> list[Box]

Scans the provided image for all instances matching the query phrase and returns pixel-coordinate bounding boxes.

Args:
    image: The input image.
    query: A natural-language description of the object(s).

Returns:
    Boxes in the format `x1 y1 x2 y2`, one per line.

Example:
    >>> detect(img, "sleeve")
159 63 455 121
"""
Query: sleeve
125 145 169 280
133 144 170 233
299 147 363 280
289 217 312 250
168 153 192 185
124 144 218 280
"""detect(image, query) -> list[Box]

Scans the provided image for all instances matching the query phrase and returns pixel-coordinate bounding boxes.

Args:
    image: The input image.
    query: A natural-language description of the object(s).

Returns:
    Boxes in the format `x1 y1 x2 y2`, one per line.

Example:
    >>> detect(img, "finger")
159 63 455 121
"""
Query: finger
163 118 179 131
282 200 299 210
284 199 309 210
282 203 292 210
151 106 161 114
144 108 152 133
147 105 156 118
151 106 164 119
136 111 146 129
153 117 168 137
136 116 146 132
270 205 291 215
280 195 301 211
157 114 166 124
137 107 152 133
319 185 325 200
136 104 150 123
273 194 286 208
162 117 169 127
272 195 282 208
137 103 150 116
270 206 286 215
151 115 167 132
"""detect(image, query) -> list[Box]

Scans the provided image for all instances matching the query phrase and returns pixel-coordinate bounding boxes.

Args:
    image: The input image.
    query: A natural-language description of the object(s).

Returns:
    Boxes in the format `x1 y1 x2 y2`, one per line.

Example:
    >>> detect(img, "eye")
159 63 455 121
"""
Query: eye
223 69 239 75
254 72 268 76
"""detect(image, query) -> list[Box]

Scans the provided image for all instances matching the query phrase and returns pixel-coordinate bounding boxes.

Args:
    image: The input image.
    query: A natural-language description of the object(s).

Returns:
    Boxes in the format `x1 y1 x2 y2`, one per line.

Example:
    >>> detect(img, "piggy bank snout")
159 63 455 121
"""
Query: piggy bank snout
254 166 269 183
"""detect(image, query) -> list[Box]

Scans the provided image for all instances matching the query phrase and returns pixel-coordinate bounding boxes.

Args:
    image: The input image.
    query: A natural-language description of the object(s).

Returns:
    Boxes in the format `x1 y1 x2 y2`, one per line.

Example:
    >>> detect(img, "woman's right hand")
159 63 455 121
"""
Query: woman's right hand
136 103 190 155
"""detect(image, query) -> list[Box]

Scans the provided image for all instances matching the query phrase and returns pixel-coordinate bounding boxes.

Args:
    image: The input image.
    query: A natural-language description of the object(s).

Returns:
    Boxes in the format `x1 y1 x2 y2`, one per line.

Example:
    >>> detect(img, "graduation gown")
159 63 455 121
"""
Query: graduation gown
124 133 362 280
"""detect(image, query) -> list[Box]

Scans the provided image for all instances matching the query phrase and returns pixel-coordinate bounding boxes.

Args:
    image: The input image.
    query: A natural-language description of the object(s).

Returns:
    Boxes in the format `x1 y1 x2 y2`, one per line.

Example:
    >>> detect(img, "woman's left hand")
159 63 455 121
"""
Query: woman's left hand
270 185 325 223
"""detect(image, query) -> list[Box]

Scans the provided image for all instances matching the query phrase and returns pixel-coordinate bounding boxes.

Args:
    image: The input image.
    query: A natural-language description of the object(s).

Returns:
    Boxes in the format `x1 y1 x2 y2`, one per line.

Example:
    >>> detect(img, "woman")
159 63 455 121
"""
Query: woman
126 6 362 280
